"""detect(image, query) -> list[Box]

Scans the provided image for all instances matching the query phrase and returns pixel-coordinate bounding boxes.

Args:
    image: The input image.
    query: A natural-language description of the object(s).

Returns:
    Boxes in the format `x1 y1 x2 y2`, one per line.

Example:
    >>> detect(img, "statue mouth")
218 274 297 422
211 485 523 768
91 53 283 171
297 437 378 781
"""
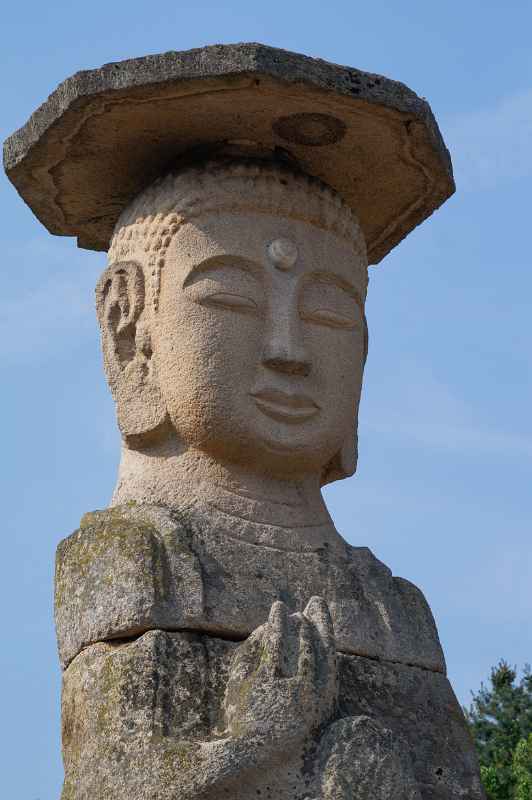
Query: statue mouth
250 389 320 424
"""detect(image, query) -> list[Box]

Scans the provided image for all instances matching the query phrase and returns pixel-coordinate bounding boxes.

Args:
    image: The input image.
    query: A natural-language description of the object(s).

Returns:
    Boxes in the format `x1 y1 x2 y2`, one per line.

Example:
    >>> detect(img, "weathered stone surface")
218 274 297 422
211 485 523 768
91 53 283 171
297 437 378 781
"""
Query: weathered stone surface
319 717 421 799
61 623 483 799
5 44 477 799
3 43 454 263
338 654 485 799
95 162 369 470
54 505 204 666
55 503 445 673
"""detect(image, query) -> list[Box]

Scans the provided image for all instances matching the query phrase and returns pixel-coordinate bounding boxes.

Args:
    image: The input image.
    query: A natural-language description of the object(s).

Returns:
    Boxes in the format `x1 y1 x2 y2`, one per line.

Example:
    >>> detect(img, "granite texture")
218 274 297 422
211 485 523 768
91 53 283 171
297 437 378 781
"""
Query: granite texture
60 626 483 799
4 45 479 799
55 504 445 673
3 42 454 263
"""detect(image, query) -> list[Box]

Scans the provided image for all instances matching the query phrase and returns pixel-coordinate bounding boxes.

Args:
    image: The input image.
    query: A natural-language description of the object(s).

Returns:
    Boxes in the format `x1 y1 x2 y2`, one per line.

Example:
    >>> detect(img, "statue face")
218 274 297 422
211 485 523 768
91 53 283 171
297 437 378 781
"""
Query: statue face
153 211 367 478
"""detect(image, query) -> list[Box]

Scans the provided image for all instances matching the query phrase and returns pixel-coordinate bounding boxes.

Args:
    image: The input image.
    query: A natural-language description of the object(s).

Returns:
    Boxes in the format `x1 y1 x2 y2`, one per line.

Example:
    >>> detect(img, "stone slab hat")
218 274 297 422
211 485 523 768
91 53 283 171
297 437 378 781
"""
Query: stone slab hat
3 43 454 263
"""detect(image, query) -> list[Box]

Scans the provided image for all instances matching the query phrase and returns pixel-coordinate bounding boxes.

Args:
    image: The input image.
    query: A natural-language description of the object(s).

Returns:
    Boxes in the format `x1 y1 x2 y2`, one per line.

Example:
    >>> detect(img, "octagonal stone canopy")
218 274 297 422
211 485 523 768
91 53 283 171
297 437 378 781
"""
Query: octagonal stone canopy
3 42 454 263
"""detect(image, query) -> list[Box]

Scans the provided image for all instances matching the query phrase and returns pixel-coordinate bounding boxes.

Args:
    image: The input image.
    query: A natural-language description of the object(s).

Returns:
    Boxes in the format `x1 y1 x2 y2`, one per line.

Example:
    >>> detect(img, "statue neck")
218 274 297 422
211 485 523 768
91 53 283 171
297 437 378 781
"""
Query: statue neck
111 439 339 544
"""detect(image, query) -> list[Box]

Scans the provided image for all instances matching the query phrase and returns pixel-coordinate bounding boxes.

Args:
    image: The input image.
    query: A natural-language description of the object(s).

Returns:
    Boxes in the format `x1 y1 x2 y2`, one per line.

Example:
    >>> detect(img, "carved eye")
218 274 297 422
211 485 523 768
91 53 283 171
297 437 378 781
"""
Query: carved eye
300 279 360 330
301 307 357 329
199 292 258 312
183 259 263 316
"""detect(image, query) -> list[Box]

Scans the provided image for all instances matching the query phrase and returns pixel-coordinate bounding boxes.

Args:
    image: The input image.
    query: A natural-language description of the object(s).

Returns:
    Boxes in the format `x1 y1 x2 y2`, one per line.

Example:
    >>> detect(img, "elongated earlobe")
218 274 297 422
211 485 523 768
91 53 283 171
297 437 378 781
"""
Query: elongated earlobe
321 315 367 485
321 429 358 486
96 261 168 446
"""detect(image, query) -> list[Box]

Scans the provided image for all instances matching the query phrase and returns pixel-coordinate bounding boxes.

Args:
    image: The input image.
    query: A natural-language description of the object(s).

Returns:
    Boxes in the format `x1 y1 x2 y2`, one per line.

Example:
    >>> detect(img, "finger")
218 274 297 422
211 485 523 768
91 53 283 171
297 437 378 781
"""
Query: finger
303 597 337 703
297 615 317 681
230 625 265 682
303 596 335 648
269 599 289 628
266 600 290 677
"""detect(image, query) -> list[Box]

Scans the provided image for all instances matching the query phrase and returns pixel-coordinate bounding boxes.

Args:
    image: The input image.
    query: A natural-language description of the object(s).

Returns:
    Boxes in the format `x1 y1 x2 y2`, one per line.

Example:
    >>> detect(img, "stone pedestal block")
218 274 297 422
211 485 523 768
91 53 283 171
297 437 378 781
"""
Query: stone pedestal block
56 505 445 672
61 628 483 800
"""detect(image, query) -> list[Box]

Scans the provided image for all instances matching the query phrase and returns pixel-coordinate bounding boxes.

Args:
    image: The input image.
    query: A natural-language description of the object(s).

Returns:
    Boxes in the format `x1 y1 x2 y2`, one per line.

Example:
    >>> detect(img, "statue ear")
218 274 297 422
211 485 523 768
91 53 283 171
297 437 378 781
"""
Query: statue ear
96 261 169 446
321 315 367 486
321 430 358 486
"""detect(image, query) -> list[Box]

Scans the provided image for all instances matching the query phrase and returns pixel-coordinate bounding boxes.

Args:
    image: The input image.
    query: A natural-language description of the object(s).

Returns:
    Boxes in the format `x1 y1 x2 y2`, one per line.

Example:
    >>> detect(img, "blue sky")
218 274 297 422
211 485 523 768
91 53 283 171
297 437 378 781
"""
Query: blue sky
2 1 531 797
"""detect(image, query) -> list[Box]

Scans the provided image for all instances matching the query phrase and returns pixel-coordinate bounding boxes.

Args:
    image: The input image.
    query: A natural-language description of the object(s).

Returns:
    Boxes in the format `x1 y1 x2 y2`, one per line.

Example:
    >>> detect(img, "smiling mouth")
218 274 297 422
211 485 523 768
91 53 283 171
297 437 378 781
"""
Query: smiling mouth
250 389 320 424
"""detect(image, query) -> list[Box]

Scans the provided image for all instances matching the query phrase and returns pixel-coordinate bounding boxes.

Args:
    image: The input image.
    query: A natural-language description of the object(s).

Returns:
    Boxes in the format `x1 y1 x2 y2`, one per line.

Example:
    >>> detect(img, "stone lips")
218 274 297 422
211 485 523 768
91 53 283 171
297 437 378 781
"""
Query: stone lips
3 42 454 263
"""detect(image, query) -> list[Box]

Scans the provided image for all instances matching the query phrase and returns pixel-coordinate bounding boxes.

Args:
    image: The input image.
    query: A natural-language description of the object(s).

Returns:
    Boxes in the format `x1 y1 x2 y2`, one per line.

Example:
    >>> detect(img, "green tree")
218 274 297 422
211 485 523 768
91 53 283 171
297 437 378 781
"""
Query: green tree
512 734 532 800
466 662 532 800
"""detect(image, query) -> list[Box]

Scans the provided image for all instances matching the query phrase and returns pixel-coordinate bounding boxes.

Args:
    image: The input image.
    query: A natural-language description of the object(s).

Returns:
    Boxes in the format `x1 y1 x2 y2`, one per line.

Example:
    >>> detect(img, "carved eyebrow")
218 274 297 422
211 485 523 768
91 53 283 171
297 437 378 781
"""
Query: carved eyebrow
303 270 363 308
182 256 261 289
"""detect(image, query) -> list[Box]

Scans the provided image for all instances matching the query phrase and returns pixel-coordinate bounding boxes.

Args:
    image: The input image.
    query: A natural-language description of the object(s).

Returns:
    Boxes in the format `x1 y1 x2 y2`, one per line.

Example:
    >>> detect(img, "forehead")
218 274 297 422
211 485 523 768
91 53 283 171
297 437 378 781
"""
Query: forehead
166 211 367 288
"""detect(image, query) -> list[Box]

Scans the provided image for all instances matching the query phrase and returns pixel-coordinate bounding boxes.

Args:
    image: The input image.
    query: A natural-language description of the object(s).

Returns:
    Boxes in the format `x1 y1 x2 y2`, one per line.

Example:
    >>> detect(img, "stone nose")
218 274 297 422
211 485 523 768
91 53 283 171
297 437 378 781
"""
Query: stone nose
261 307 311 377
261 353 311 377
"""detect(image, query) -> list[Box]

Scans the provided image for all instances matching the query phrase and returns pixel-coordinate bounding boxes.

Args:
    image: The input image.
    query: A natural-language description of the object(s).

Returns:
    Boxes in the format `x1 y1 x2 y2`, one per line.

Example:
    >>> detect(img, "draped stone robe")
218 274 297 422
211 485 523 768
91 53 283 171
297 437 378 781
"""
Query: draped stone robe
56 503 484 799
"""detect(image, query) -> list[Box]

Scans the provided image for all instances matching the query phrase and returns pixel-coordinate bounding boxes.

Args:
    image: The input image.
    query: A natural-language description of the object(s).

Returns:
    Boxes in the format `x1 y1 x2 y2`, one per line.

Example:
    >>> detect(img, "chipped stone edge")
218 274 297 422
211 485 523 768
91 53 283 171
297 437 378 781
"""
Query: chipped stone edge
3 43 454 264
3 43 451 173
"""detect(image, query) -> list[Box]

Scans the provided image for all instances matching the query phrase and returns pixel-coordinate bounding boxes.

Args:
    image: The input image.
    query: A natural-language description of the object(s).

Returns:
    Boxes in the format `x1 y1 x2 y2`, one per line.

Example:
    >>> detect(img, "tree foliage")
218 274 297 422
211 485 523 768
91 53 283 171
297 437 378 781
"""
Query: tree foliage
466 661 532 800
512 734 532 800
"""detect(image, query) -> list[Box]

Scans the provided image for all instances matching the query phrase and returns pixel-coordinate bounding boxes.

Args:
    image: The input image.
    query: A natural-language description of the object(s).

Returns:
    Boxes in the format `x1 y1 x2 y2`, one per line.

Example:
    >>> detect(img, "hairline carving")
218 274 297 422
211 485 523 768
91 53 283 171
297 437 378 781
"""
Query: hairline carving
108 160 368 313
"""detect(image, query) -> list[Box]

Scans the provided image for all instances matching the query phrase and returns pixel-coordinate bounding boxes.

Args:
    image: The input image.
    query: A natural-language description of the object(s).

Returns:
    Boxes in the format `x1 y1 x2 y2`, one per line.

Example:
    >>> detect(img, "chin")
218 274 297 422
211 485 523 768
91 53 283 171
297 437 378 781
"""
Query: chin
247 427 337 478
184 411 339 477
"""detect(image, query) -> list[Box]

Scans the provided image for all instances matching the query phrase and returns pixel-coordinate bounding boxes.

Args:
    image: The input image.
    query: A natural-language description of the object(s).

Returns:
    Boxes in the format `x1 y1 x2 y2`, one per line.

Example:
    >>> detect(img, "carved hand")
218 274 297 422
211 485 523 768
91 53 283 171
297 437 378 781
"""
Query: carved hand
223 596 338 750
159 598 338 799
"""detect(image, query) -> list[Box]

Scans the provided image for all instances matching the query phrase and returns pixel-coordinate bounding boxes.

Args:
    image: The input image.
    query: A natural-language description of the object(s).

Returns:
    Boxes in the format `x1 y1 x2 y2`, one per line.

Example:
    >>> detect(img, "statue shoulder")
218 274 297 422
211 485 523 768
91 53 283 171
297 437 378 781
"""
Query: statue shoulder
341 544 446 673
55 503 204 669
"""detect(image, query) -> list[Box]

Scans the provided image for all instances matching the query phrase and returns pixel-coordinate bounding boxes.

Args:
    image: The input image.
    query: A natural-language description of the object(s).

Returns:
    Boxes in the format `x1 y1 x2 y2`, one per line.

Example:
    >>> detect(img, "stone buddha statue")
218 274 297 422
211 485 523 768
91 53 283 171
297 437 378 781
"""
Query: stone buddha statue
3 43 484 800
53 160 482 799
103 161 365 541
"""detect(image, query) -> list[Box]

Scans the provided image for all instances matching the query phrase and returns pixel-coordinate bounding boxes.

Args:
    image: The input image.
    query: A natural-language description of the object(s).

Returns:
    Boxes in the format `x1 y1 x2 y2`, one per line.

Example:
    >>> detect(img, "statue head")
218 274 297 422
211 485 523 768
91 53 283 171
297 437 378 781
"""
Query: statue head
96 161 368 486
